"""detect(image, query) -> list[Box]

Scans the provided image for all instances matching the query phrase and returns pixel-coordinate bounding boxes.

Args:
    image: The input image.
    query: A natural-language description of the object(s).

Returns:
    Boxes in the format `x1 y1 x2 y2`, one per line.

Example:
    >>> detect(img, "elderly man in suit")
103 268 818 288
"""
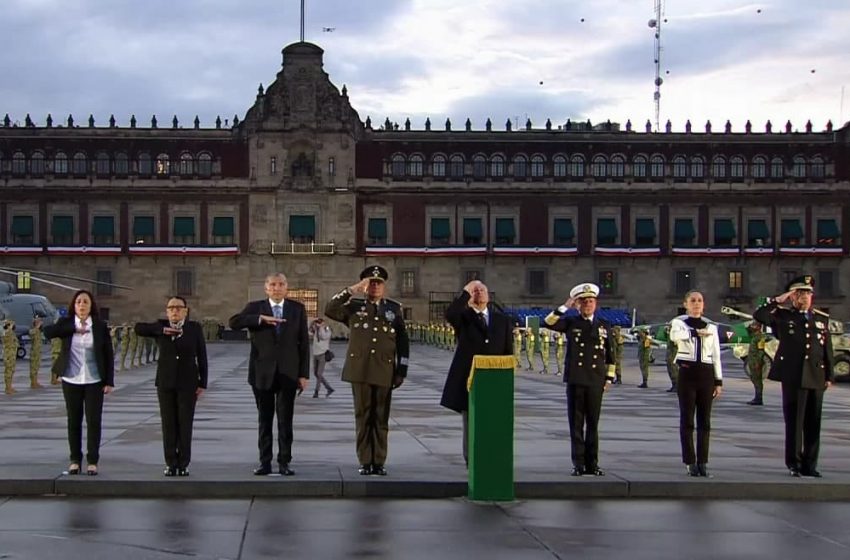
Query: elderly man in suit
229 272 309 476
325 265 409 476
544 282 615 477
135 296 208 477
754 274 834 478
441 280 513 466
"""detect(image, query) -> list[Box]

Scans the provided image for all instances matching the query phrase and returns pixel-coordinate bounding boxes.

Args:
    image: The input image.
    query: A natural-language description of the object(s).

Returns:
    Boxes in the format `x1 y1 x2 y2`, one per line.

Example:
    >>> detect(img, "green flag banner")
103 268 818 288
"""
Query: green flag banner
468 355 515 501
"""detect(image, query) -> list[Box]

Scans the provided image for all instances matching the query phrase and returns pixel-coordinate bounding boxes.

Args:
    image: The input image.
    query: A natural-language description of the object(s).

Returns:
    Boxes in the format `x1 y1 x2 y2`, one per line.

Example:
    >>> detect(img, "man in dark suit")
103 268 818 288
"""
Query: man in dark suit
753 274 834 477
544 282 615 476
229 273 309 476
325 265 409 476
135 296 208 476
441 280 513 465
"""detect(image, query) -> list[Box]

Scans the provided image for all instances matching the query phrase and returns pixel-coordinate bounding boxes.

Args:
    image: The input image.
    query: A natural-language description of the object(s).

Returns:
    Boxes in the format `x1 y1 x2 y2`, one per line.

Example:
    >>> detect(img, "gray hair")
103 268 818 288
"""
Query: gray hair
265 272 288 284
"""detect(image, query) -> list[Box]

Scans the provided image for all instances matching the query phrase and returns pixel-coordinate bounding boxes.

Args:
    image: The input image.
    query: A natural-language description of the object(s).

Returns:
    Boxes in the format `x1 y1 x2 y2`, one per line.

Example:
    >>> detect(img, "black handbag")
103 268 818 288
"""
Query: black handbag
324 350 334 362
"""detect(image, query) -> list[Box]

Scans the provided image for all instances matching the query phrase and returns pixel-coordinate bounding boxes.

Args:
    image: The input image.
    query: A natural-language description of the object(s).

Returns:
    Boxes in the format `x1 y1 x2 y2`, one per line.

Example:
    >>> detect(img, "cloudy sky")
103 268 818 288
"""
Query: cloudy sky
2 0 848 132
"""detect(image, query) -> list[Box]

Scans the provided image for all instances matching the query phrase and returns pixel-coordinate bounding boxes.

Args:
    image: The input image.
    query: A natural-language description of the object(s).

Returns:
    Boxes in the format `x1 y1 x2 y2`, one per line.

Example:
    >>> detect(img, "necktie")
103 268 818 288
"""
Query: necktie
273 305 283 333
478 312 488 328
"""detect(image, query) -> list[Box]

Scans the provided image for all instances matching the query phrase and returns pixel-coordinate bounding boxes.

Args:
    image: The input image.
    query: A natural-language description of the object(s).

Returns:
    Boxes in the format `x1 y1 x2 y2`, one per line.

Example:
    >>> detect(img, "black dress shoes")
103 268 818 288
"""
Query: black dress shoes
359 464 373 475
372 465 387 476
253 464 272 476
164 466 177 477
789 467 802 477
586 467 605 476
637 382 648 389
666 386 677 393
747 398 763 406
801 469 822 478
571 466 585 476
686 464 700 477
177 467 190 477
697 463 712 478
279 464 295 476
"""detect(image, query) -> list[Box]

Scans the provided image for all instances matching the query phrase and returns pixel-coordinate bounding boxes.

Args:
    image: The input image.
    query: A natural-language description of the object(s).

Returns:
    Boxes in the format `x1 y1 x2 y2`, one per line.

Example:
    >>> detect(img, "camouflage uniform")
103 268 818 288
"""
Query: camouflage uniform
129 326 140 367
555 331 566 376
746 329 768 405
539 329 551 374
610 326 623 383
637 329 652 387
3 320 18 394
513 328 523 369
524 330 536 371
29 321 44 388
110 326 120 367
665 329 679 391
50 336 62 384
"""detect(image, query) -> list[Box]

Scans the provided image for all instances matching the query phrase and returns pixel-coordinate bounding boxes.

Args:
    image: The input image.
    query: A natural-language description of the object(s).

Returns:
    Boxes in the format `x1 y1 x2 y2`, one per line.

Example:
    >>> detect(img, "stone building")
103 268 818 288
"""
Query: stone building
1 41 849 326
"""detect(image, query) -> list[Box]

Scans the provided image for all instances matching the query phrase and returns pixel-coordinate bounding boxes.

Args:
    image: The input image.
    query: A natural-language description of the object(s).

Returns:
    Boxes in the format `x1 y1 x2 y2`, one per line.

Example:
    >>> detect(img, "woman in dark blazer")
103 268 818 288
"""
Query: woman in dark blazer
135 296 208 476
44 289 114 476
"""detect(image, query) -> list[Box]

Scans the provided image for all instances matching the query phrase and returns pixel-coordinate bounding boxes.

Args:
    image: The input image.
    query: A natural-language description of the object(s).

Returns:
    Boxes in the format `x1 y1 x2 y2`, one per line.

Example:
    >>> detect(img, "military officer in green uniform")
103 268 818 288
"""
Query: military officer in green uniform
539 328 551 374
555 330 566 376
119 325 132 371
746 322 768 405
665 325 679 393
610 325 624 384
3 320 18 394
513 327 523 369
637 328 652 388
50 335 62 384
325 265 410 476
109 325 121 363
29 317 44 389
524 329 537 371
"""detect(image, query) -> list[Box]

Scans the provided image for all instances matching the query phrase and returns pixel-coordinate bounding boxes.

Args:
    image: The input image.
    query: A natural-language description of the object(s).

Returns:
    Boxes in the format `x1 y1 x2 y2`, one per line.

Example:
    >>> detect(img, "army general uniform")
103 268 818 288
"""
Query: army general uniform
753 275 834 477
325 266 410 475
544 283 615 476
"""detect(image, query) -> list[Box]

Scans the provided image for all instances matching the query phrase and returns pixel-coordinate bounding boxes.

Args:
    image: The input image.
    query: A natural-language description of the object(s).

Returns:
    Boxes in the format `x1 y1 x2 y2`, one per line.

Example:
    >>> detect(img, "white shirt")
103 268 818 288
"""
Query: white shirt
63 316 102 385
311 323 331 356
264 298 285 324
669 315 723 382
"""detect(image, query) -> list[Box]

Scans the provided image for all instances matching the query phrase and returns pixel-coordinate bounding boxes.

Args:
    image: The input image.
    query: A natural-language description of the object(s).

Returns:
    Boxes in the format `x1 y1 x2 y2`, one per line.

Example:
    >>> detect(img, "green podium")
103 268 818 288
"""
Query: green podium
467 355 516 501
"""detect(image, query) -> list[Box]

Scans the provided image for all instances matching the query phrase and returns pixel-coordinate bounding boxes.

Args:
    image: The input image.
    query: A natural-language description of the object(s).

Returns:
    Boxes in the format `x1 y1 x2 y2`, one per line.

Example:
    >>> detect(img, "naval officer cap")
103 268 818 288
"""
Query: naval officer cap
569 282 600 299
785 274 814 292
360 265 388 282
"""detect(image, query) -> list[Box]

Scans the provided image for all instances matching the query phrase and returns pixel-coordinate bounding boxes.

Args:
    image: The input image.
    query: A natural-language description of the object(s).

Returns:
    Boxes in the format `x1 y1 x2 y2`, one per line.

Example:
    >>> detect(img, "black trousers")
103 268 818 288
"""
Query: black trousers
566 383 604 470
676 362 715 464
252 382 297 466
157 388 198 469
61 381 105 465
781 383 824 472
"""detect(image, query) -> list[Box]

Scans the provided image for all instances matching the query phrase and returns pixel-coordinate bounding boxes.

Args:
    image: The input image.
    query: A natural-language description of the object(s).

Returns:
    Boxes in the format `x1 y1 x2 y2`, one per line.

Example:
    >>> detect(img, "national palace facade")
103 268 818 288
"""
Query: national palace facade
1 42 849 326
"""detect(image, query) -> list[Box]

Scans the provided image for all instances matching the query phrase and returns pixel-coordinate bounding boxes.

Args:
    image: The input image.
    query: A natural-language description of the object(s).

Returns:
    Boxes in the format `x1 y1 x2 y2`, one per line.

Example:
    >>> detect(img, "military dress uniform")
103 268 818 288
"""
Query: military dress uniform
3 320 18 394
512 328 523 369
544 283 615 476
637 329 652 387
524 330 536 371
555 331 566 376
753 275 834 477
746 326 769 405
325 265 410 475
539 329 551 374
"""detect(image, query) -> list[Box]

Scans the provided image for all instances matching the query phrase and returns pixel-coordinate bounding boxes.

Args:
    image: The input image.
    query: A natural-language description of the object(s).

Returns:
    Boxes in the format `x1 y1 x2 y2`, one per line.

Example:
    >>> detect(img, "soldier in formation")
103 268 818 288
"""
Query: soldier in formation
554 331 566 376
746 322 769 406
119 325 132 371
3 320 18 394
637 328 652 388
524 329 536 371
50 336 62 384
665 325 679 393
609 326 623 384
539 328 551 375
29 317 44 389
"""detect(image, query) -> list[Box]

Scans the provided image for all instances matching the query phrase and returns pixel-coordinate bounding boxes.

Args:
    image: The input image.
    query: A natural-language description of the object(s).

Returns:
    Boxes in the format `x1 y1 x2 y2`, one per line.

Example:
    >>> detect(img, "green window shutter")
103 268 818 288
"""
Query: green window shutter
673 219 696 243
212 217 234 237
91 216 114 237
635 218 656 239
431 218 450 238
368 218 387 239
714 219 736 243
173 217 195 237
52 215 74 236
747 220 769 244
463 218 483 238
495 218 515 238
11 216 34 236
597 218 618 244
817 219 840 242
780 219 803 245
133 216 155 236
553 218 574 242
289 215 315 238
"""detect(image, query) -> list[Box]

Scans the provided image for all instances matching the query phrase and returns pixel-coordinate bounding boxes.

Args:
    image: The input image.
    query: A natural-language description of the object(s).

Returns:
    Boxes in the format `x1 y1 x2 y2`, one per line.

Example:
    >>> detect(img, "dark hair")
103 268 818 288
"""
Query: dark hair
167 295 188 306
68 289 99 319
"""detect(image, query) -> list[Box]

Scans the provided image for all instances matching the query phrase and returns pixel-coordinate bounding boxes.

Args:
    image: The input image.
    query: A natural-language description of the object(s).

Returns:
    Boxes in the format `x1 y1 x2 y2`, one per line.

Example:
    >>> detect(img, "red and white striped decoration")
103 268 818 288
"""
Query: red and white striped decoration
594 247 661 257
671 247 740 257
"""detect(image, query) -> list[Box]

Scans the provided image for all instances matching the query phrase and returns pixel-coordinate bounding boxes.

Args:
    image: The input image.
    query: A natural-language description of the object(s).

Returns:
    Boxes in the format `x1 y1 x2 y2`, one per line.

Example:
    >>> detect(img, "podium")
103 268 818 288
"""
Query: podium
467 355 515 501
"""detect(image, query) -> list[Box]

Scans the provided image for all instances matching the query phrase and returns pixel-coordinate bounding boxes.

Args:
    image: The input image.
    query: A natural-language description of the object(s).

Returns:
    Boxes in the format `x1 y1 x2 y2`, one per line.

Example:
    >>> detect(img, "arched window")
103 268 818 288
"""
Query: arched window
610 155 625 177
490 155 505 177
591 155 607 178
690 156 705 179
408 154 424 177
72 152 87 175
530 155 545 177
114 152 129 175
711 155 726 179
156 153 170 176
569 155 584 177
391 154 405 178
449 155 464 179
672 156 687 179
472 155 486 179
632 155 647 178
95 152 110 176
11 151 26 175
650 155 665 178
179 153 194 176
553 155 567 178
810 156 825 178
432 154 446 178
197 152 212 177
770 157 784 178
513 155 527 178
792 156 806 178
730 156 746 179
752 156 767 178
30 151 45 176
54 152 68 175
138 153 152 175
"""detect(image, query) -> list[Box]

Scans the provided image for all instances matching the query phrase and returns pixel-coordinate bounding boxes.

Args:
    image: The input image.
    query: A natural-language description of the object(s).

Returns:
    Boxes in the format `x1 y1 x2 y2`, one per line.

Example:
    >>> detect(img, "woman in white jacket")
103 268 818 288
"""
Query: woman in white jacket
669 290 723 477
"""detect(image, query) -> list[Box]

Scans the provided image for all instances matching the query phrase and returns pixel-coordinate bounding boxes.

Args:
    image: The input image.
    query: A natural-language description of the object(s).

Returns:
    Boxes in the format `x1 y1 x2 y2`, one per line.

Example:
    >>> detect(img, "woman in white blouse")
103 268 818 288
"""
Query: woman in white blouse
668 290 722 477
44 290 114 476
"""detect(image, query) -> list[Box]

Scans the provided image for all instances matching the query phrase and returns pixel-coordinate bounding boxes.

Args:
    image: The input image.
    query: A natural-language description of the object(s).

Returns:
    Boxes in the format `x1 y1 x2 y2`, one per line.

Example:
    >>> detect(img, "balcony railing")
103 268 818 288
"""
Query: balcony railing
270 241 336 255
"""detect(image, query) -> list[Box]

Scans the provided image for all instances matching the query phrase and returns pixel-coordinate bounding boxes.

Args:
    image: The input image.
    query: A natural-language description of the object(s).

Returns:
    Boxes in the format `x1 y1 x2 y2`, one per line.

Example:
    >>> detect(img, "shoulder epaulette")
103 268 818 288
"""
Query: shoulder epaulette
813 308 829 318
384 297 403 308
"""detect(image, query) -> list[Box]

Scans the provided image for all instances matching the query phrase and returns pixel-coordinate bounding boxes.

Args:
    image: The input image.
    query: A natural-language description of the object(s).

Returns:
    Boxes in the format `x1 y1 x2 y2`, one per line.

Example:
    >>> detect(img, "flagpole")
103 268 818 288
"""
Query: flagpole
300 0 305 42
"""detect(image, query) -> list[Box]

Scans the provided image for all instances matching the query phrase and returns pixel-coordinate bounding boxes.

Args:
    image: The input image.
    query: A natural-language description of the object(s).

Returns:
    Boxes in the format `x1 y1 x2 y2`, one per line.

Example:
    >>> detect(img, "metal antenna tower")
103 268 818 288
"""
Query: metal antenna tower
648 0 665 132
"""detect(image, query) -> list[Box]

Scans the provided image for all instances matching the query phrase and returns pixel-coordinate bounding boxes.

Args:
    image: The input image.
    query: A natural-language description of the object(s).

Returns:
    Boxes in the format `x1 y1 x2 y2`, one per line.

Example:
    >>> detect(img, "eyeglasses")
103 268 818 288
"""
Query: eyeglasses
166 306 187 310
